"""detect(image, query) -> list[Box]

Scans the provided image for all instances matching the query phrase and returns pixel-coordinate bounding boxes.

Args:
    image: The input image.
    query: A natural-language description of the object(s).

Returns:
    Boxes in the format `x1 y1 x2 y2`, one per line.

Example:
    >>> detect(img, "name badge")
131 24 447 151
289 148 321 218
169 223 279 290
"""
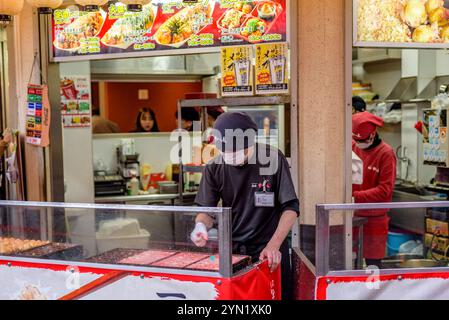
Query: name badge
254 192 275 208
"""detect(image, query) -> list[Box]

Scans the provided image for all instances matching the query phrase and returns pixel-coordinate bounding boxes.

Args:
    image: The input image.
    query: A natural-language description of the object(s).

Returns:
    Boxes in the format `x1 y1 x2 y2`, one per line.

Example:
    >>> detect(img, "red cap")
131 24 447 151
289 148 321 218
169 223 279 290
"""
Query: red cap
352 112 384 140
415 121 423 134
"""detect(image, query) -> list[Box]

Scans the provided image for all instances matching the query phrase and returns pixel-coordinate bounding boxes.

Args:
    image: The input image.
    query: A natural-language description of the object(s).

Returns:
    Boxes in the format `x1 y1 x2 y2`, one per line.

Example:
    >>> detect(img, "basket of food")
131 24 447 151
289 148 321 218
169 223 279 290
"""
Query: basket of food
238 0 284 43
154 2 215 48
54 10 107 52
101 4 157 50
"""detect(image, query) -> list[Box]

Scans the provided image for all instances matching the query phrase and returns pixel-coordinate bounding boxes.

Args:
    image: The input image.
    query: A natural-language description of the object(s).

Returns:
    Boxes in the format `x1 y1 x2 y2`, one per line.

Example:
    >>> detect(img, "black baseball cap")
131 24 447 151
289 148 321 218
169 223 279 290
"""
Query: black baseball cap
213 112 257 152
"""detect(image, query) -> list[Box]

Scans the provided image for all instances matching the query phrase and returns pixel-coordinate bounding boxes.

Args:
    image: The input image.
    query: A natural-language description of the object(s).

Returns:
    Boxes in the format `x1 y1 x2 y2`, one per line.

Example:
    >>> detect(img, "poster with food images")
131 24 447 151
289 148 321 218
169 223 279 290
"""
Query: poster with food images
51 0 287 61
26 84 51 147
255 42 288 94
220 46 254 96
355 0 449 47
60 76 92 128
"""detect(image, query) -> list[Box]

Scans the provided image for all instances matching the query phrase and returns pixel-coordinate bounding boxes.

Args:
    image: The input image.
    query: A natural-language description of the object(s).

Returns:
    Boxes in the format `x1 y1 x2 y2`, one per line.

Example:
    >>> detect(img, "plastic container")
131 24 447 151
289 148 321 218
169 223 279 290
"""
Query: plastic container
96 230 150 253
399 240 420 254
127 175 140 196
387 231 416 256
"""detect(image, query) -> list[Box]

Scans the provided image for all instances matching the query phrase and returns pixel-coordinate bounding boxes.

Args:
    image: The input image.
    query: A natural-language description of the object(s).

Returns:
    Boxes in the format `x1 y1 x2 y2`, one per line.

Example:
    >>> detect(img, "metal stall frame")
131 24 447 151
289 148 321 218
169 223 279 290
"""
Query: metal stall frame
0 200 234 278
177 96 291 204
314 201 449 277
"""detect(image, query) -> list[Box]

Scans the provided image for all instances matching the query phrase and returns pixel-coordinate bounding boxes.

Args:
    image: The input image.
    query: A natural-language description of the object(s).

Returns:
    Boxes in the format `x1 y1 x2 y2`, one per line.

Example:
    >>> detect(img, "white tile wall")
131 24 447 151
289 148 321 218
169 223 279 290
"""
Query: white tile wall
92 133 195 174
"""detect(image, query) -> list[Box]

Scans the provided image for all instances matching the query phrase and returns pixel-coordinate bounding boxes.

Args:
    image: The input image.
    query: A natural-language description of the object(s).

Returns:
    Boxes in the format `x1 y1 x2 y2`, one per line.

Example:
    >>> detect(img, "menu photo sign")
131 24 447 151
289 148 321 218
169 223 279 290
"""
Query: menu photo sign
26 85 51 147
255 42 288 94
221 46 254 96
355 0 449 48
60 76 92 128
51 0 287 61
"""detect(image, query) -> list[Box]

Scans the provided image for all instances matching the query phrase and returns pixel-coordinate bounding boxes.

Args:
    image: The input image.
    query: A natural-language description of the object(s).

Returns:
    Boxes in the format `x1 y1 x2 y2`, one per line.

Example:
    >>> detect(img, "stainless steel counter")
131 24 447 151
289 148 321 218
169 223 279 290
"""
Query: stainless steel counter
389 188 437 235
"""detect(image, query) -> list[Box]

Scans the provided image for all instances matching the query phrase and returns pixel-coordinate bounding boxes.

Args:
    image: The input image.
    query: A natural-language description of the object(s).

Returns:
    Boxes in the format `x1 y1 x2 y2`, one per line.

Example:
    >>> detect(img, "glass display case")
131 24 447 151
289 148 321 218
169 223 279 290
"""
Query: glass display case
0 201 236 274
296 201 449 300
0 201 280 300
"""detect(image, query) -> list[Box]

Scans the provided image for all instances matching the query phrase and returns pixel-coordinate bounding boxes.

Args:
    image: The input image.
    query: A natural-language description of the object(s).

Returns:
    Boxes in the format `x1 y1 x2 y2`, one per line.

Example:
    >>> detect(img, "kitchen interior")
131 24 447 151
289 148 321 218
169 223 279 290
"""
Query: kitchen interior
353 47 449 260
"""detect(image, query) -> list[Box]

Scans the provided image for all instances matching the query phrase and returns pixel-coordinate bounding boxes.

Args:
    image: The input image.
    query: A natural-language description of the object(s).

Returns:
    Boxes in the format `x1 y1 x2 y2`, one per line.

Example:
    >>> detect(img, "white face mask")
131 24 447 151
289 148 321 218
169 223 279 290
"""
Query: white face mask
222 149 247 166
356 142 372 150
356 134 375 150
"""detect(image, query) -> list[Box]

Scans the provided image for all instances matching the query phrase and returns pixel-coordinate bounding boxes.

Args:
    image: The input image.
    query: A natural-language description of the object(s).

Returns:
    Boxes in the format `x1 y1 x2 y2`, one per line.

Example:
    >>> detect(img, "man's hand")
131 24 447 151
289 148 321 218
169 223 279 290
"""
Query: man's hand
190 222 209 247
259 243 282 273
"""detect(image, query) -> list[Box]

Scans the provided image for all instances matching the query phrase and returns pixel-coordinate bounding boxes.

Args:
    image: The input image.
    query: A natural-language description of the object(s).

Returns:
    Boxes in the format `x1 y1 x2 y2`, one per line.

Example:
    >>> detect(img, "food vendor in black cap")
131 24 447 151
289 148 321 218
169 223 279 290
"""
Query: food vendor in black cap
191 112 299 300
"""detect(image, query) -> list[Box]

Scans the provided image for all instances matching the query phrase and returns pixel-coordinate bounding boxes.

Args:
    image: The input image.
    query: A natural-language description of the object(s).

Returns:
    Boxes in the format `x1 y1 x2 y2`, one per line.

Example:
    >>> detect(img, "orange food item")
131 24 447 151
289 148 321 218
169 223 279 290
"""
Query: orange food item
0 237 50 254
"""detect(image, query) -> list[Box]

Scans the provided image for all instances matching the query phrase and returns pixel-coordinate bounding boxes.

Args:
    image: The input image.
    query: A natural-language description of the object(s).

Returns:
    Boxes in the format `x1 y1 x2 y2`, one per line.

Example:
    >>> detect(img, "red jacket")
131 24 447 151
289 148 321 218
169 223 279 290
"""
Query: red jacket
353 140 396 259
352 141 397 217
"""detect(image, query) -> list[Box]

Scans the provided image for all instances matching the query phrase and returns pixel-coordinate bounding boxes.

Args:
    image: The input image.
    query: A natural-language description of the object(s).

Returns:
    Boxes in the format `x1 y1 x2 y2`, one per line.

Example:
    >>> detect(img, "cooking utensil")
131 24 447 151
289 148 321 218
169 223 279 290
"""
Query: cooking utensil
158 181 179 194
397 259 449 268
381 254 423 268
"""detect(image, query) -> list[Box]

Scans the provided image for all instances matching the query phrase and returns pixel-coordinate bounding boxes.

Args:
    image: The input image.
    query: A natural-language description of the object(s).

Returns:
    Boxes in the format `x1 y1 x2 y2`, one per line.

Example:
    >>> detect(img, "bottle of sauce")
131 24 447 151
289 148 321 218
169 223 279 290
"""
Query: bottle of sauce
127 173 140 196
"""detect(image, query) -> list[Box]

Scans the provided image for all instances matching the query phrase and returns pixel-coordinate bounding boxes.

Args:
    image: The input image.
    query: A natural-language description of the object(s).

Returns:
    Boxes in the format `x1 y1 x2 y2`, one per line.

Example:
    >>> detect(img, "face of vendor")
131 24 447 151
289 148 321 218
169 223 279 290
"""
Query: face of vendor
221 146 255 166
140 112 155 132
354 132 376 150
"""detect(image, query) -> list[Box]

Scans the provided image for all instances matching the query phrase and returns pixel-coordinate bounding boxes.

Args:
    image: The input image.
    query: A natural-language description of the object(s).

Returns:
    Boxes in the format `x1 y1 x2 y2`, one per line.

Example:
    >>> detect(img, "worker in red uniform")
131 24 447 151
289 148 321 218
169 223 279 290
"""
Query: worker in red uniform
352 112 397 268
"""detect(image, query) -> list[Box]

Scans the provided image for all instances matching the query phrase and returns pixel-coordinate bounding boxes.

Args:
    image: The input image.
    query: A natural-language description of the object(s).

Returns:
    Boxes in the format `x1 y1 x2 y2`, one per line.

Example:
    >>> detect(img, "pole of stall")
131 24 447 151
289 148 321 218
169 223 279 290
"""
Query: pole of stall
219 207 233 278
177 100 184 205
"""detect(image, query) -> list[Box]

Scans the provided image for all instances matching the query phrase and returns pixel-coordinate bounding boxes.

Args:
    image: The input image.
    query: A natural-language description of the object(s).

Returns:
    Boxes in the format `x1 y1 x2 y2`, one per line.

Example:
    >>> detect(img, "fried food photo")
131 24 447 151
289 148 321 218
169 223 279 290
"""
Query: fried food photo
357 0 449 43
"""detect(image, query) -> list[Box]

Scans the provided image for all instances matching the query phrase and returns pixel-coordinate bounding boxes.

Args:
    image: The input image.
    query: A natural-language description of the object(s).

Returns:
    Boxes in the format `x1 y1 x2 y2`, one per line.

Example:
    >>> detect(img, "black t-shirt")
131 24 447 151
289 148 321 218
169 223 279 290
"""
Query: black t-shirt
195 143 300 246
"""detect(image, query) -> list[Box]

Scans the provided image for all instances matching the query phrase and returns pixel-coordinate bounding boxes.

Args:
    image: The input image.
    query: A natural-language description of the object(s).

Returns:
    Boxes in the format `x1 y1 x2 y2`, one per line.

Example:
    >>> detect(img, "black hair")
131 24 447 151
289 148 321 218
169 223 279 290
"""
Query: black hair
207 107 224 120
135 108 159 133
352 96 367 112
175 108 200 131
175 107 200 122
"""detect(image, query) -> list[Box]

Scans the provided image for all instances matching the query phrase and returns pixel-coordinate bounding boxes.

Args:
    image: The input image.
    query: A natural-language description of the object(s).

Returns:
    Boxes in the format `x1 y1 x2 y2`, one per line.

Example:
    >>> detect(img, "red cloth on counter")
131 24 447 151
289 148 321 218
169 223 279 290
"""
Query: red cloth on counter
352 140 396 260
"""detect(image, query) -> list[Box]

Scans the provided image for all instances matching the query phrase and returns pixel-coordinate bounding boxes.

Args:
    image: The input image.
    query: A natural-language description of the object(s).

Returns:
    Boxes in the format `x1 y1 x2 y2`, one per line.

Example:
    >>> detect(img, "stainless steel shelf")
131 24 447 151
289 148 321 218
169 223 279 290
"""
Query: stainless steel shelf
179 96 290 108
95 192 197 204
182 165 205 173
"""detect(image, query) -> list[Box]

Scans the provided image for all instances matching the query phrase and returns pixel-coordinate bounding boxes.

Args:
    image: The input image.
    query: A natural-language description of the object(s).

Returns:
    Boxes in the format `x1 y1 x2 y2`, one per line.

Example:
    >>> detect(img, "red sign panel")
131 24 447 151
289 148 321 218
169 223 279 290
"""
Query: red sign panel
52 0 287 61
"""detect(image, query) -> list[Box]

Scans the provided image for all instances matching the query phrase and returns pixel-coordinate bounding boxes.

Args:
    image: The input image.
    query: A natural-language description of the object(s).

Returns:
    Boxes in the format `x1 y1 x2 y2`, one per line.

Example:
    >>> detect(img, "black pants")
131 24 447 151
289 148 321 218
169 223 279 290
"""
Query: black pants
365 259 382 269
233 241 293 300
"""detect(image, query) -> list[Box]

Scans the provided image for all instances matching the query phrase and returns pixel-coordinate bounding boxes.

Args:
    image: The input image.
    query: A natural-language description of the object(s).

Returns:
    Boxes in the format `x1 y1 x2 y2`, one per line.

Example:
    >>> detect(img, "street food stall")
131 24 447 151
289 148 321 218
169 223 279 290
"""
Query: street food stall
0 0 294 300
0 201 280 300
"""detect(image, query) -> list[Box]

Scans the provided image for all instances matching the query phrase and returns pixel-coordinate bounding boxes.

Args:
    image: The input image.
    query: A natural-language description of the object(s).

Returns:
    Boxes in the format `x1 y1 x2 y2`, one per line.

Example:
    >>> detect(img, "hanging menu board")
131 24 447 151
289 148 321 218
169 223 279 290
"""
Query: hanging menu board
26 85 51 147
51 0 287 61
255 42 288 94
354 0 449 48
221 46 253 96
60 77 92 128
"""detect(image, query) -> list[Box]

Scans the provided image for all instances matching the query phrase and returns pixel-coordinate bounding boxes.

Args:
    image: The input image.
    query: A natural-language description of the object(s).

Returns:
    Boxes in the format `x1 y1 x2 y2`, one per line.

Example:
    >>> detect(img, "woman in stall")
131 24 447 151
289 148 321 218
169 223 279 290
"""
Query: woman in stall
132 108 160 133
